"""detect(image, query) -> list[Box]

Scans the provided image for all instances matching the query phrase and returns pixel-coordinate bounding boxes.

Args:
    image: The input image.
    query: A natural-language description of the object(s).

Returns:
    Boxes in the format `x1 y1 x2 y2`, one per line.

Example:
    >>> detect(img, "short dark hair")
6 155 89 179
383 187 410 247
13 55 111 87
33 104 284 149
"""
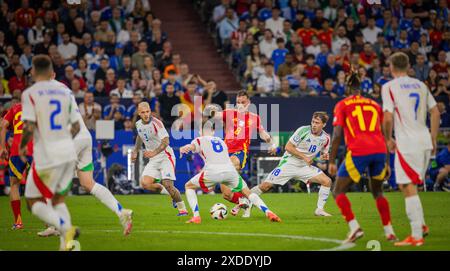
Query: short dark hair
313 111 329 124
276 37 285 44
236 90 249 98
389 52 410 71
32 55 53 76
346 70 361 92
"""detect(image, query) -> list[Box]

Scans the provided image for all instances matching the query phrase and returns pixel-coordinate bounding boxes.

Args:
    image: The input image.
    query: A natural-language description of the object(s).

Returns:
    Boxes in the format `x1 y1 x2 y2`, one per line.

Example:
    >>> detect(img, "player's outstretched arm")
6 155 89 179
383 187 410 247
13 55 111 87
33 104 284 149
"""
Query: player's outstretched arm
0 119 9 158
328 125 343 176
429 105 441 155
179 143 196 158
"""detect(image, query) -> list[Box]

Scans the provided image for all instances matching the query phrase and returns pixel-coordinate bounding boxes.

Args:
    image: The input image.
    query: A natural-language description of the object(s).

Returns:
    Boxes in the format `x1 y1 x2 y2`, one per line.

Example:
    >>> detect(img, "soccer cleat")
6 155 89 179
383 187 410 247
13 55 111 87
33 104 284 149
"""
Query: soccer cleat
177 210 189 216
12 223 24 230
172 200 177 208
266 211 281 222
386 234 399 242
231 198 250 216
64 226 81 251
422 225 429 237
342 228 364 244
186 216 201 224
394 236 424 247
314 208 332 217
231 204 241 216
120 209 133 236
37 226 60 237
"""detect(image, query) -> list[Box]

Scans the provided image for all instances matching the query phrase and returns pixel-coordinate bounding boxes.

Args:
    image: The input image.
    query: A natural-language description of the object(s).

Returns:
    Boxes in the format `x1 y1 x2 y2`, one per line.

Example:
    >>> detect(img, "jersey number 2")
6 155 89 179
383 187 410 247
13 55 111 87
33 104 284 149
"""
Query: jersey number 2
50 100 62 130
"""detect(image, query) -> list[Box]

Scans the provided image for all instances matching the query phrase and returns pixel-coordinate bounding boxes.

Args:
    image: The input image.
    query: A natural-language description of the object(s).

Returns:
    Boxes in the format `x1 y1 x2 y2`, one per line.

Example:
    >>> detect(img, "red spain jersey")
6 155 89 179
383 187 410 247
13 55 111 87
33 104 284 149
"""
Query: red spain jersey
332 95 386 156
222 109 265 153
3 104 33 156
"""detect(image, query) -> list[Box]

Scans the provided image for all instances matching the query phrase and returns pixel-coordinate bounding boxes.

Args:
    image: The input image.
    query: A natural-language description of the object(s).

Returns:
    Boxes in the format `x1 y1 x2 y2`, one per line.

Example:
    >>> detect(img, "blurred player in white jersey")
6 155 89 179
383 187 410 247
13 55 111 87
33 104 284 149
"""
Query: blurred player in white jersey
382 52 441 246
250 112 333 217
179 123 281 224
38 82 133 237
20 55 80 251
132 102 188 215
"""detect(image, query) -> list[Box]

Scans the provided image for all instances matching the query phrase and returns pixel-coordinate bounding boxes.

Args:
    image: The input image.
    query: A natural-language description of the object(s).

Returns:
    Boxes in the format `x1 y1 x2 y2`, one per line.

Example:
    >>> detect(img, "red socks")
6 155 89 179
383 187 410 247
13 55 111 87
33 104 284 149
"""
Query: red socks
376 196 392 226
230 192 244 204
335 194 355 222
10 200 22 224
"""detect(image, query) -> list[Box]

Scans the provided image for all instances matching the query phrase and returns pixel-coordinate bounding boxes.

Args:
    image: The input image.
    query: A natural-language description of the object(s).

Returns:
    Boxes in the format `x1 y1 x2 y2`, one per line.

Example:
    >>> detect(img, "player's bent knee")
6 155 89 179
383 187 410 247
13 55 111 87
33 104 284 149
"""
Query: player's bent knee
260 182 272 192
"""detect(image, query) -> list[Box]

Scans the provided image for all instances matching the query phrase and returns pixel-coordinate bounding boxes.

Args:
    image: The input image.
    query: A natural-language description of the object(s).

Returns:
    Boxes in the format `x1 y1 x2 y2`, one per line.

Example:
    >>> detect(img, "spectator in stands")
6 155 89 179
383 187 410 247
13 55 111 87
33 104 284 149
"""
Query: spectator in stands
33 30 53 55
71 17 87 47
71 79 85 98
131 40 152 71
92 79 107 97
393 30 409 50
244 43 264 82
104 68 117 95
117 18 134 45
203 79 229 110
141 55 155 81
126 90 144 124
433 78 450 99
362 17 382 45
256 62 280 97
109 43 125 72
259 29 277 59
218 8 238 55
19 44 33 72
28 17 45 46
110 77 133 98
124 31 140 56
271 38 288 72
277 53 295 78
266 6 284 38
304 54 321 83
62 65 88 92
321 54 342 82
14 0 35 29
332 70 346 98
319 78 338 99
370 83 382 102
297 17 315 48
57 32 77 64
148 68 163 93
78 91 102 130
7 64 26 93
103 93 126 121
376 65 392 86
413 54 431 82
426 69 440 94
162 69 183 93
159 82 181 127
297 77 314 97
431 140 450 191
163 53 182 79
332 26 351 55
275 77 297 98
358 66 373 95
305 35 321 58
433 50 450 79
94 57 110 83
359 42 377 69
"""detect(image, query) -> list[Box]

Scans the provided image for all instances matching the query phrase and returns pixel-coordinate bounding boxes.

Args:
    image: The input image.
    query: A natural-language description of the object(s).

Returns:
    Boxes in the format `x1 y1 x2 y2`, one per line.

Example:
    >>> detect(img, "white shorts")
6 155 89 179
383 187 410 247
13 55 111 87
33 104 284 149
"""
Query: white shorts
141 155 176 181
189 169 247 193
25 161 76 199
75 136 93 171
395 149 431 185
265 162 323 186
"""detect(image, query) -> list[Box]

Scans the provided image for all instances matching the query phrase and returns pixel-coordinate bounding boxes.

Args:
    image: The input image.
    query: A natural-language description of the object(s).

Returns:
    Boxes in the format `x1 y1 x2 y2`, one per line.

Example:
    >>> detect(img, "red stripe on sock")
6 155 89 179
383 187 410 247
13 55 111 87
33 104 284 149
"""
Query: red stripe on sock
335 194 355 222
10 200 22 224
231 192 244 204
376 196 392 226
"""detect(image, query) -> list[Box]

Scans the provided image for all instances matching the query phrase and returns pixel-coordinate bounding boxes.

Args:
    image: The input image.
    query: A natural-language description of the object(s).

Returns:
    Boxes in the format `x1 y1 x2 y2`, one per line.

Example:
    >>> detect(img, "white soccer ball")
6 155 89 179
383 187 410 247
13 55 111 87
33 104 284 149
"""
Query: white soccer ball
210 203 228 220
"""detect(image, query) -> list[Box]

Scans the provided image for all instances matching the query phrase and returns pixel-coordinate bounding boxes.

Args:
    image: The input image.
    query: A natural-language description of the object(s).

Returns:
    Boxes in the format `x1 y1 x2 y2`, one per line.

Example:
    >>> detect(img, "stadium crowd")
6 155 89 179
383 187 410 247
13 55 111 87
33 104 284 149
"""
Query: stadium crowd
200 0 449 124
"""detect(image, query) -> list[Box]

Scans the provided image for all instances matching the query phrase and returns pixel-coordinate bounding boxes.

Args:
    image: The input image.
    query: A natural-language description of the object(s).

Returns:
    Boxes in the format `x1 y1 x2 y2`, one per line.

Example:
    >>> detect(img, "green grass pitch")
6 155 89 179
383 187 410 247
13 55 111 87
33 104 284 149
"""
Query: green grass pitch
1 192 449 251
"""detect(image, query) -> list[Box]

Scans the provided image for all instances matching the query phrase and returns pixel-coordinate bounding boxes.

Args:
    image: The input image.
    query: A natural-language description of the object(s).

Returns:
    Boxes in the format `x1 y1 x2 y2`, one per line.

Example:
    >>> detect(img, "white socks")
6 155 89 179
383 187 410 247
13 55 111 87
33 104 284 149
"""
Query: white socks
176 201 187 212
54 203 72 250
405 195 424 239
348 219 360 232
248 193 269 215
317 186 330 210
250 186 263 196
31 201 70 233
91 183 122 217
186 189 200 217
384 224 395 237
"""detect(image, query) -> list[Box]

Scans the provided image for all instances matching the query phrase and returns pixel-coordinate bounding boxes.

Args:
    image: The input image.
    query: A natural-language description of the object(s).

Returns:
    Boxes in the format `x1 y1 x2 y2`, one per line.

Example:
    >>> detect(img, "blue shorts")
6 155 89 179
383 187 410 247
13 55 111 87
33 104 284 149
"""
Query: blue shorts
337 152 387 183
8 156 33 180
229 151 248 169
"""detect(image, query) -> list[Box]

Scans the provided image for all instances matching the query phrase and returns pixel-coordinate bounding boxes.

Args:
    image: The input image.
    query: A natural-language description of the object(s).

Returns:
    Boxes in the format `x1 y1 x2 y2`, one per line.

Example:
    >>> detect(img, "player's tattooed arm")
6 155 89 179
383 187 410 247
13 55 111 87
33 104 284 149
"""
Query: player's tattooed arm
328 125 343 176
144 137 169 158
71 121 80 138
19 120 35 159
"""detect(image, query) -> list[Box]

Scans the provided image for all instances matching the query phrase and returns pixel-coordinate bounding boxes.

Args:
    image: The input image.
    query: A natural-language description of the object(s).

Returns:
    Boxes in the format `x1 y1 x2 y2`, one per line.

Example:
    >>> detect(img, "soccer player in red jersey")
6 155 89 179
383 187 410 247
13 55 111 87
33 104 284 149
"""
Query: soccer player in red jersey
0 98 34 230
328 71 397 244
209 91 277 216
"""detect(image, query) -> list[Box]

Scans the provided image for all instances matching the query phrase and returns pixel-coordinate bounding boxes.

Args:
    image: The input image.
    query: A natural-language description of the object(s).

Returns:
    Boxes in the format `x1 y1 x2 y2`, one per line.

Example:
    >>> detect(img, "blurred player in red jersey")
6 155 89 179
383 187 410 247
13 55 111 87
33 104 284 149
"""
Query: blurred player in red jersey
328 71 397 244
0 97 33 230
208 91 278 217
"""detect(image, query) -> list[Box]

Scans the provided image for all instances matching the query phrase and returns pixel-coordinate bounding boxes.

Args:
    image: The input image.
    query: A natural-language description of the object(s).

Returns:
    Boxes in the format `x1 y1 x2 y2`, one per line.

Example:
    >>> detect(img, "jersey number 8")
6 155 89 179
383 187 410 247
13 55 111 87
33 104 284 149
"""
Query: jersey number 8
211 140 224 153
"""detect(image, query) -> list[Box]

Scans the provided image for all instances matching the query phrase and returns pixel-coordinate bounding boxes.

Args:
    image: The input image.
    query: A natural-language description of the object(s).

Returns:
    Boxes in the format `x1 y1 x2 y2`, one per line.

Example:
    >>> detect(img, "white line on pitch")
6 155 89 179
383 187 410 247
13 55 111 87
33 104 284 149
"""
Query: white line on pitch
87 229 356 251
